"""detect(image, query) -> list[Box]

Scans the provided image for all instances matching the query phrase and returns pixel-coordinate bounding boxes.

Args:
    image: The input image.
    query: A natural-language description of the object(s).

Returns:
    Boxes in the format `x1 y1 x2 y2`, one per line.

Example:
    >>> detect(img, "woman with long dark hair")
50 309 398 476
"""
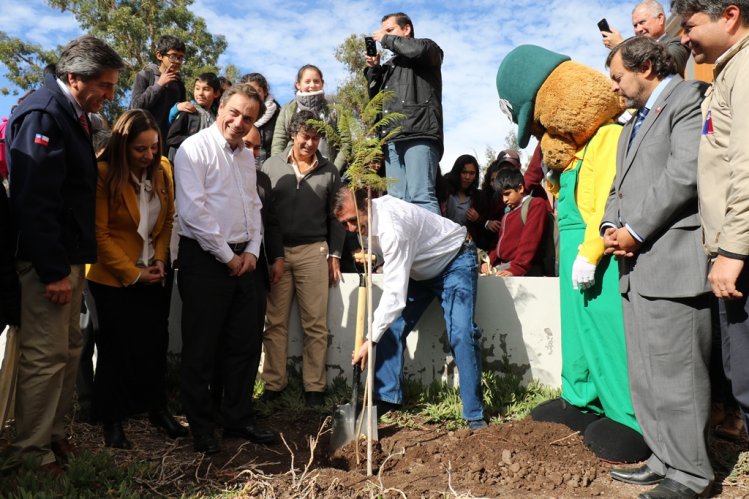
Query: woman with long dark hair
86 109 185 448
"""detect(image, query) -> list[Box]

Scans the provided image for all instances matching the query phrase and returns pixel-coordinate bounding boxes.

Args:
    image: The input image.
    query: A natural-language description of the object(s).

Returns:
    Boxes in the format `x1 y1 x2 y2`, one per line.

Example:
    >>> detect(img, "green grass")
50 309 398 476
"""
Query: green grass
254 360 560 431
389 371 559 430
0 451 151 499
254 362 352 420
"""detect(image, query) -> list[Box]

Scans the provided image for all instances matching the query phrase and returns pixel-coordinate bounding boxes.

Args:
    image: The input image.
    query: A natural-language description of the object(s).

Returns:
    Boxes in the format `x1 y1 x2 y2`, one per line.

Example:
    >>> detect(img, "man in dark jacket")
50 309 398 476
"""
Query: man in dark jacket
365 12 443 215
6 35 124 472
260 110 344 407
130 35 188 146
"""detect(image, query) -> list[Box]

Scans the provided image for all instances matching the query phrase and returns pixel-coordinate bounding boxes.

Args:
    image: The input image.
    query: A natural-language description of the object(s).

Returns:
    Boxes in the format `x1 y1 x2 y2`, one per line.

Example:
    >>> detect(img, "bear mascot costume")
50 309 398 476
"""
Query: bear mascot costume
496 45 649 463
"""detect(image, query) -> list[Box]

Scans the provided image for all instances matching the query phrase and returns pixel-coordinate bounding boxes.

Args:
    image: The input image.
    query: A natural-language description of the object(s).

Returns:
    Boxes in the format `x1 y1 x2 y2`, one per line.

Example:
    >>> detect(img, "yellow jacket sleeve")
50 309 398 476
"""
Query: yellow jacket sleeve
567 124 622 264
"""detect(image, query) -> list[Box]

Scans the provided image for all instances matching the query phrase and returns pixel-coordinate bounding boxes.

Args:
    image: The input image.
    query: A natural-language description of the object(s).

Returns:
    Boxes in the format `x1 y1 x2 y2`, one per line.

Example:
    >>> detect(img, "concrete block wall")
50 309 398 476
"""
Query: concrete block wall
167 274 562 389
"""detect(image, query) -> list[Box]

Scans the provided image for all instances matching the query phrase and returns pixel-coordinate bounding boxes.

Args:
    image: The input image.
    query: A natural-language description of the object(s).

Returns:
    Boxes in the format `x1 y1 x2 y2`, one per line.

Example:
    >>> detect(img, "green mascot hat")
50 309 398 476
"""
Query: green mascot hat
496 45 570 148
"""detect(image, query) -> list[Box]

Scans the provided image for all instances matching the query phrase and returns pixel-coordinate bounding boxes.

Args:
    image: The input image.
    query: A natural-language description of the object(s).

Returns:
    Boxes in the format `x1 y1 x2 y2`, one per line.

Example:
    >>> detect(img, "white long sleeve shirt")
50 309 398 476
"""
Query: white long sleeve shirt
370 195 467 342
174 124 262 264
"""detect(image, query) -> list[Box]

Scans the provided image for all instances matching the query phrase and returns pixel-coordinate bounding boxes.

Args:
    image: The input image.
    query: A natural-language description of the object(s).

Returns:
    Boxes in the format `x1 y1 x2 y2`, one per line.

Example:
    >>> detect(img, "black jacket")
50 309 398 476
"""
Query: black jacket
166 109 210 162
256 169 283 290
129 63 186 146
257 101 280 166
6 73 97 284
365 34 444 155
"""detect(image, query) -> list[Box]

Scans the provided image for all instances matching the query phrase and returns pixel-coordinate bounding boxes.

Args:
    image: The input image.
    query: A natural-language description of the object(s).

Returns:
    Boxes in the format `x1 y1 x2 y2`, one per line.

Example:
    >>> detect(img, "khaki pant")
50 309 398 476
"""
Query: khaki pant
11 263 84 465
262 242 329 392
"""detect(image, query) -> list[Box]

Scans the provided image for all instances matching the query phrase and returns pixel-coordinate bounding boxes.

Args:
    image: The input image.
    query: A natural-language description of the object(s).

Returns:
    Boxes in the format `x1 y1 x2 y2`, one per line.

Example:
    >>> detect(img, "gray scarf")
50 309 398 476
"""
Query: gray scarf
295 90 327 117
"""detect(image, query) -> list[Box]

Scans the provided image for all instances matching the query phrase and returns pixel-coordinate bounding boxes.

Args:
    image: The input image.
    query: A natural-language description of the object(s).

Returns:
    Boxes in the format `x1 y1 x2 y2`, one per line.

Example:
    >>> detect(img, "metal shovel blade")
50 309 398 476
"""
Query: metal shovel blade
330 387 378 452
330 275 378 452
330 400 357 452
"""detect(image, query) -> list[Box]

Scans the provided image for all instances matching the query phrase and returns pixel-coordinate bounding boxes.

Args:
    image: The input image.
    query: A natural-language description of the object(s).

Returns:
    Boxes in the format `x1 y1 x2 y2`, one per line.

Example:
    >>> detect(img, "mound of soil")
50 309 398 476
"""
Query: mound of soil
325 419 613 497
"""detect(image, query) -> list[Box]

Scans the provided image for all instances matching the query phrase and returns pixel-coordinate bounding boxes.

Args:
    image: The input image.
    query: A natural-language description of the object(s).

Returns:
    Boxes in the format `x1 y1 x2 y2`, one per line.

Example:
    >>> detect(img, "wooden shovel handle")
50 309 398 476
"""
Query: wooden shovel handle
354 284 366 351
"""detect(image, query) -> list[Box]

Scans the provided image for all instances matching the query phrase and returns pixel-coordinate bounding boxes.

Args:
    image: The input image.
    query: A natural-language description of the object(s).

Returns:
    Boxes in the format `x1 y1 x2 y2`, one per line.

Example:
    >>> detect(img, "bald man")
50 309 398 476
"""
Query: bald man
601 0 690 75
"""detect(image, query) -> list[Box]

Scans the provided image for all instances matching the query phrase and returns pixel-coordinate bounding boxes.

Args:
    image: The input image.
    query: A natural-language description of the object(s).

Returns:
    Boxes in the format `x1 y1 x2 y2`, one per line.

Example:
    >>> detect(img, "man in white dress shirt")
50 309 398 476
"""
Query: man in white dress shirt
334 188 487 429
174 84 275 453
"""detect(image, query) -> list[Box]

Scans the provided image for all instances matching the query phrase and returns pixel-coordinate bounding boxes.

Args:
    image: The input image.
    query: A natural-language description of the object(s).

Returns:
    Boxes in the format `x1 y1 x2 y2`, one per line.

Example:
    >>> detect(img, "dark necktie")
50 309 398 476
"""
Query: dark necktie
79 113 90 137
628 107 649 148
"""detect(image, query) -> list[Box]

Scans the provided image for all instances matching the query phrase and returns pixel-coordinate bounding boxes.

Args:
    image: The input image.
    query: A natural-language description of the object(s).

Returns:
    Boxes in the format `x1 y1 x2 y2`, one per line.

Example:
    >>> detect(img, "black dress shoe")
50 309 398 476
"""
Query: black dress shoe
193 433 221 454
149 409 188 438
609 464 664 485
224 424 278 444
258 390 282 403
103 421 132 449
304 391 325 407
638 478 699 499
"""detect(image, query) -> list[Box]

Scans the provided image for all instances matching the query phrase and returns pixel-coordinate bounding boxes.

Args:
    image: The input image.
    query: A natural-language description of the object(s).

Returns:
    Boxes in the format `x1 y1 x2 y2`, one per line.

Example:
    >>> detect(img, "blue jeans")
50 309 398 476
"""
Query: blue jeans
374 242 484 421
385 139 440 215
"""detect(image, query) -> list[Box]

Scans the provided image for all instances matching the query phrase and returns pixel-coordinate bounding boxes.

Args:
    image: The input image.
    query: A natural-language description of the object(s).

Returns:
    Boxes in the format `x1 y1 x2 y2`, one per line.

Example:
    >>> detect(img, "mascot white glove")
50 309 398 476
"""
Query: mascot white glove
571 255 596 290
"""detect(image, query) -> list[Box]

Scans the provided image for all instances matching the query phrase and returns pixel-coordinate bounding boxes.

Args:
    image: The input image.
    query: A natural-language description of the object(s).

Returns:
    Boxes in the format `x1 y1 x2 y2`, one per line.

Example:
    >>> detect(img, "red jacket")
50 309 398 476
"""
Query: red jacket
489 196 549 276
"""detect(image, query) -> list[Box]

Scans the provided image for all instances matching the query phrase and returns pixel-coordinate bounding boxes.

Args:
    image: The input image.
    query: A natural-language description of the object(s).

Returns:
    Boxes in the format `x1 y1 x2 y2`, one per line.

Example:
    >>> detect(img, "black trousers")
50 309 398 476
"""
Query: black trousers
88 280 169 423
210 246 268 414
178 237 260 435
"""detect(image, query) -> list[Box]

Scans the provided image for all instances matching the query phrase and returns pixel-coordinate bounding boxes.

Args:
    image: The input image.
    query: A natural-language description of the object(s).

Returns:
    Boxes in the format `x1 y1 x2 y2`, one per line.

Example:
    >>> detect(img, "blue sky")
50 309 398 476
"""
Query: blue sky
1 0 665 168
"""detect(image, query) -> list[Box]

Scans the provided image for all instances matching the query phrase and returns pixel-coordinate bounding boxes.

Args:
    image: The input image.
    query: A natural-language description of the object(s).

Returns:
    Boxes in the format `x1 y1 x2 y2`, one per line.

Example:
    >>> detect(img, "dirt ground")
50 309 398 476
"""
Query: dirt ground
52 411 749 498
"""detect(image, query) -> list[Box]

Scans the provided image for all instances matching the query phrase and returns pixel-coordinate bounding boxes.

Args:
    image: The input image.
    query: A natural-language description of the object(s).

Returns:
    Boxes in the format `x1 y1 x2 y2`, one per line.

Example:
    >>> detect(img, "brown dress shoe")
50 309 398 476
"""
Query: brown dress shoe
51 438 79 462
39 461 64 476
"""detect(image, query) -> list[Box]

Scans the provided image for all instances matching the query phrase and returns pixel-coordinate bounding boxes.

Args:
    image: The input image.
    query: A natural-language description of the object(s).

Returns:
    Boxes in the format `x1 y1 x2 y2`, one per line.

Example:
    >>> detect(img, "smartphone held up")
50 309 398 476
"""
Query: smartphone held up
597 18 611 34
365 36 377 57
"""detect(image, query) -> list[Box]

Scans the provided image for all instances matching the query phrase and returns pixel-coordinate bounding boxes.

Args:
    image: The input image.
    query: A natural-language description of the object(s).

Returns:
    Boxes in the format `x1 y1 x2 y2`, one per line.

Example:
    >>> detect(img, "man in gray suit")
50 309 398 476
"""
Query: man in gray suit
601 36 711 499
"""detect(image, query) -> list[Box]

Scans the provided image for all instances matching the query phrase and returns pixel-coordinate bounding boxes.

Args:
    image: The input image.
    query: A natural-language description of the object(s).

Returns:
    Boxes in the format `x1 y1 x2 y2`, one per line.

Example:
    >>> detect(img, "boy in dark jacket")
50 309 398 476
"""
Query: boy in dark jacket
486 169 549 276
130 35 188 145
166 72 219 161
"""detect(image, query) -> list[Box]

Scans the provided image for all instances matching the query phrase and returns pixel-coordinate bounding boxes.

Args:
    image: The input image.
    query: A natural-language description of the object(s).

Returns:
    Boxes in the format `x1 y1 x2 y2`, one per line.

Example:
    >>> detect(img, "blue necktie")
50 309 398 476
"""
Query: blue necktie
628 107 649 148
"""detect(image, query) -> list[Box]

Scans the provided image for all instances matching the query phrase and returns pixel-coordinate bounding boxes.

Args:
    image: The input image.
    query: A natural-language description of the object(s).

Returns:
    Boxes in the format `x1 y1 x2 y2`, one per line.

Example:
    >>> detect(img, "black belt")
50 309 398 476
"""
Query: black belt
228 241 248 255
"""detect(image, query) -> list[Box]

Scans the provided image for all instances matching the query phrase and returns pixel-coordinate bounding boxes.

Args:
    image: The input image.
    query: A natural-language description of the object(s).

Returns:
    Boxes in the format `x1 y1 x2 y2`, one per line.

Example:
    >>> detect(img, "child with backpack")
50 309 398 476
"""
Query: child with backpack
165 72 220 161
483 168 554 276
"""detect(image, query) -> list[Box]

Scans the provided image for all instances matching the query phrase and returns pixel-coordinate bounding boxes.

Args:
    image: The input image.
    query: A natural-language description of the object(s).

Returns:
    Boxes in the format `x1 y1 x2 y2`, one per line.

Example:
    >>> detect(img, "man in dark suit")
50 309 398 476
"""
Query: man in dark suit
5 36 124 472
600 36 711 499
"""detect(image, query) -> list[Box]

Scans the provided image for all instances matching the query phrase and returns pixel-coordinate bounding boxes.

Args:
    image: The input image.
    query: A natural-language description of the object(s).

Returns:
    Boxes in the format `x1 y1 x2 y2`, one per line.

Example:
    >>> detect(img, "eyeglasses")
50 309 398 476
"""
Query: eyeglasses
165 53 186 63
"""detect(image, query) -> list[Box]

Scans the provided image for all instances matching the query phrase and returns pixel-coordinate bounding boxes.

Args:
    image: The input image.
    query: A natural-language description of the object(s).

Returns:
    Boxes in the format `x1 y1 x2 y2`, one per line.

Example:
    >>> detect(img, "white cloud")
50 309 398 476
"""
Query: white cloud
3 1 80 46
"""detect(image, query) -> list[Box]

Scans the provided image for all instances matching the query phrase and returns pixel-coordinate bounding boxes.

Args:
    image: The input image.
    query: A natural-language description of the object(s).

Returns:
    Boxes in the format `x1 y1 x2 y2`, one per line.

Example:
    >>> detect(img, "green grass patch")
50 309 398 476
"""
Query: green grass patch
0 451 152 499
253 361 558 430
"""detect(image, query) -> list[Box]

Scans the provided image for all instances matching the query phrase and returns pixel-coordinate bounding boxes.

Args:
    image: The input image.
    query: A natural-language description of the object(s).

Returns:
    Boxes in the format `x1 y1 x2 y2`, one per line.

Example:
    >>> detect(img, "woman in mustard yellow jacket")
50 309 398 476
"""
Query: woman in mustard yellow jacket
86 109 185 448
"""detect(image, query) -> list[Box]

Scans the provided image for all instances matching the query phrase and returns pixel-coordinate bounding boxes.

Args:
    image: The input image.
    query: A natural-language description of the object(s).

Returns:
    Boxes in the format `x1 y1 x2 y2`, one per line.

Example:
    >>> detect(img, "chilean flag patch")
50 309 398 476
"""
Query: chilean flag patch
34 133 49 146
702 110 714 135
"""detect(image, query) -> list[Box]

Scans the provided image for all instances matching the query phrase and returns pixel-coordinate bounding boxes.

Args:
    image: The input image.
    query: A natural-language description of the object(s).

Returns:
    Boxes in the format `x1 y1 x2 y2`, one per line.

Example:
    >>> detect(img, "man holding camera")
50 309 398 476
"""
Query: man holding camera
365 12 443 216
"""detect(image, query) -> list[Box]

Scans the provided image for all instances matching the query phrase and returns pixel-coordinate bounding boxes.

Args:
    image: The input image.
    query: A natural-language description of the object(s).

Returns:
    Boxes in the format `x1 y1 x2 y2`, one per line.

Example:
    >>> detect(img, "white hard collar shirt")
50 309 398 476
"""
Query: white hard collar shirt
369 195 467 342
174 124 262 264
